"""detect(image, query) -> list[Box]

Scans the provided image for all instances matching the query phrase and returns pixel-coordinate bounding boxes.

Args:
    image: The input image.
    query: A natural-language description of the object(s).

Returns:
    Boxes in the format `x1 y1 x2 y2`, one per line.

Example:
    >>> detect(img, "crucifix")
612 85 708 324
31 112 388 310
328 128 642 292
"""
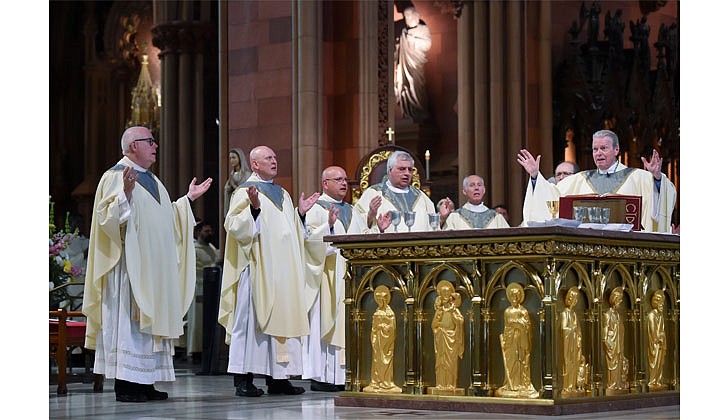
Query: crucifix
385 127 395 144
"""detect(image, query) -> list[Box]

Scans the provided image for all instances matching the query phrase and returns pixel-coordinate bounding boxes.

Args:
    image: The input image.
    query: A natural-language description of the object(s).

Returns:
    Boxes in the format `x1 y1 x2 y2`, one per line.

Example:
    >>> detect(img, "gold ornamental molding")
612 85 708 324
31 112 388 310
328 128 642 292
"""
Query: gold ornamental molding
339 240 679 262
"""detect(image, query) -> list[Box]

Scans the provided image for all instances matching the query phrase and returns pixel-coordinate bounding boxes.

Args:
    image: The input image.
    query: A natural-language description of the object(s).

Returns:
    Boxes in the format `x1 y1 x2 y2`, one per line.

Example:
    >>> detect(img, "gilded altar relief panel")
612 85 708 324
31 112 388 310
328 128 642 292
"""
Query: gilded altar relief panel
641 266 678 392
555 260 595 398
599 264 635 396
417 263 473 396
354 265 407 393
483 261 545 398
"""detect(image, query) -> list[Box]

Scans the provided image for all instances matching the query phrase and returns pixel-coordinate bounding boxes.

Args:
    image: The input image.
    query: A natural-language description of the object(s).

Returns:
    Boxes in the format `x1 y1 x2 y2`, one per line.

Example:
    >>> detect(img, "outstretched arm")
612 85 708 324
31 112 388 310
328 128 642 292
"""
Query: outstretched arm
516 149 541 179
187 177 213 201
298 191 321 217
641 149 663 180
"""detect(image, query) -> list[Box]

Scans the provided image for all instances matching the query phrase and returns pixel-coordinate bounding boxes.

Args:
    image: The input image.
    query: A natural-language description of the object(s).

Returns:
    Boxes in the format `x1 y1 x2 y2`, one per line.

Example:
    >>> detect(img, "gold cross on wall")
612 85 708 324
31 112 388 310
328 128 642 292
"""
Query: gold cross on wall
385 127 395 143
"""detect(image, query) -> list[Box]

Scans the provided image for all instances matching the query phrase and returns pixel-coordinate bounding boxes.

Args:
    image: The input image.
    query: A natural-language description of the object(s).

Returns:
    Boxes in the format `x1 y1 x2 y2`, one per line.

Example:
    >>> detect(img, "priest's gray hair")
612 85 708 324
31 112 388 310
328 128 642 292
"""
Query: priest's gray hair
387 151 415 172
593 130 620 148
462 175 484 189
121 129 134 154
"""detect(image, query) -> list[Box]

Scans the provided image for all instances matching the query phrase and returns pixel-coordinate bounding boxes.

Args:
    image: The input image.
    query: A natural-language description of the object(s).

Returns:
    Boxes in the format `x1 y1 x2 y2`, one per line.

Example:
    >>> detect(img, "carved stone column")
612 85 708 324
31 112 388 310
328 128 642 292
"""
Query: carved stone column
378 0 394 146
292 0 322 198
152 18 214 212
456 1 475 191
456 1 552 225
359 1 380 154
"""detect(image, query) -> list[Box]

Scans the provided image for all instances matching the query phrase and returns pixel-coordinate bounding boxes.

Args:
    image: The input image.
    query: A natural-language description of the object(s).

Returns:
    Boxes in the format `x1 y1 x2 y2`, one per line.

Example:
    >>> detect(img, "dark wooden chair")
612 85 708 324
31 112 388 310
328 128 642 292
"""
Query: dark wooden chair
50 308 104 394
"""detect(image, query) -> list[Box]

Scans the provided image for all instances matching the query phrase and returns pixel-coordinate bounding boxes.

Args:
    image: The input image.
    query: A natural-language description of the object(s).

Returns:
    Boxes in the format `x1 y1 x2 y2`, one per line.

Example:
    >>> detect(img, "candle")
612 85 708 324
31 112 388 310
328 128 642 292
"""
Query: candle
425 150 430 180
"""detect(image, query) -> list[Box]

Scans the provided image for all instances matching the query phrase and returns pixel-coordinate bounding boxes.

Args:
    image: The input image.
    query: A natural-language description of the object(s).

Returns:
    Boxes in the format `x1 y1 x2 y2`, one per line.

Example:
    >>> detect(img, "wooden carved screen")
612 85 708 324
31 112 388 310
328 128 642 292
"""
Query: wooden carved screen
552 1 679 222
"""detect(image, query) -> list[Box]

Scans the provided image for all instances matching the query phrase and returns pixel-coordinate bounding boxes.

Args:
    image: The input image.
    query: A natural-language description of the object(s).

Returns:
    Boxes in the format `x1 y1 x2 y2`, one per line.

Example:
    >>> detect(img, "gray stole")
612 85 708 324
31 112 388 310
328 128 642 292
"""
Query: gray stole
316 200 352 231
583 167 635 195
110 163 160 203
241 180 284 211
455 207 496 229
371 182 420 213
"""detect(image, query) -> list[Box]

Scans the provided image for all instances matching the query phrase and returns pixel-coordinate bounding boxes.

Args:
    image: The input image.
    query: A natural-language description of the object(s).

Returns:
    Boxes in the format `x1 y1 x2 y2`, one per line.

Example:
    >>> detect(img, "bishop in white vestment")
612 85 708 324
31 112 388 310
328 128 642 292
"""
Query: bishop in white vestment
354 151 435 232
443 175 510 230
219 146 320 397
83 126 212 402
302 166 373 392
518 130 676 232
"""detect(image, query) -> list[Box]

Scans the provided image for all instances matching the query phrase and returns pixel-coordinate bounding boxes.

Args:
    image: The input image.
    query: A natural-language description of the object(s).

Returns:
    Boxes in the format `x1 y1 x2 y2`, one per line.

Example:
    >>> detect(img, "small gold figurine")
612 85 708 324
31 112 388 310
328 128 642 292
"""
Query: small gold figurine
603 287 629 395
429 280 465 395
496 283 539 398
561 287 587 397
647 290 667 391
363 285 402 393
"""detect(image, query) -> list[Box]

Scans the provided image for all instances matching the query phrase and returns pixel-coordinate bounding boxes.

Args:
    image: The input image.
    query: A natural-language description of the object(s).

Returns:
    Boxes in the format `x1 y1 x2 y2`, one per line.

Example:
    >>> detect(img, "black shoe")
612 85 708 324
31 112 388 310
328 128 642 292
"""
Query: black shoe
336 385 345 391
235 385 265 397
266 378 305 395
310 379 340 392
114 378 130 393
234 373 264 397
115 392 148 403
141 384 169 401
114 379 149 403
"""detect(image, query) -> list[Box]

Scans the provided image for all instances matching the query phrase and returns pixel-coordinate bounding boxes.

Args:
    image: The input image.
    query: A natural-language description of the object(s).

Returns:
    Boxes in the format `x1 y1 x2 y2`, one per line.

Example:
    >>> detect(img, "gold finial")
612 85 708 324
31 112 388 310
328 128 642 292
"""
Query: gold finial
127 51 160 132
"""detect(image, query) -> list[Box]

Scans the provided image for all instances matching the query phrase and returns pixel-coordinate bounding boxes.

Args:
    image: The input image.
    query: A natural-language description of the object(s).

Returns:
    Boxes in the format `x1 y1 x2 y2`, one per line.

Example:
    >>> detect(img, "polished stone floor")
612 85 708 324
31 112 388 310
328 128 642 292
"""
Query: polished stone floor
50 359 680 419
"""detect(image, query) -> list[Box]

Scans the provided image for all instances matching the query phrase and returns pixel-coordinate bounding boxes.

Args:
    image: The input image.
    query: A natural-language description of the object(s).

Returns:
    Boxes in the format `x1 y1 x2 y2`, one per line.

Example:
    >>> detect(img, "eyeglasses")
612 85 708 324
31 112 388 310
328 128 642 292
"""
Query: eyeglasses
555 172 574 177
133 138 157 146
325 177 349 183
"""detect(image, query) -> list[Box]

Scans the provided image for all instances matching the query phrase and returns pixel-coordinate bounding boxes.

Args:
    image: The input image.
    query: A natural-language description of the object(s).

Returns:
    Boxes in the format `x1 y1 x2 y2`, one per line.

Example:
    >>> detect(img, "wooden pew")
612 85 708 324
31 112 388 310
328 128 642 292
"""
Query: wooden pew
50 308 104 394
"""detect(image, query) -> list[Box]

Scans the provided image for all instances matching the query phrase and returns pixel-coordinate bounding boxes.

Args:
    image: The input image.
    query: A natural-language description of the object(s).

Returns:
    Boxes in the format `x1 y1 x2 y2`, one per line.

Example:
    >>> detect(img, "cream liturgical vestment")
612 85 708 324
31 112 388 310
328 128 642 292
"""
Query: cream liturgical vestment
219 173 317 379
83 156 196 384
444 203 510 230
354 180 435 232
187 241 219 354
522 162 676 232
302 194 370 385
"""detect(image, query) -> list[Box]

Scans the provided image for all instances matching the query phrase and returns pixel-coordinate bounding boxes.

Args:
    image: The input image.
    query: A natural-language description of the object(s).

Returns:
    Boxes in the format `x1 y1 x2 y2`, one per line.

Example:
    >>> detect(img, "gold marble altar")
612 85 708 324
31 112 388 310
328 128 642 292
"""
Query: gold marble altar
328 226 679 415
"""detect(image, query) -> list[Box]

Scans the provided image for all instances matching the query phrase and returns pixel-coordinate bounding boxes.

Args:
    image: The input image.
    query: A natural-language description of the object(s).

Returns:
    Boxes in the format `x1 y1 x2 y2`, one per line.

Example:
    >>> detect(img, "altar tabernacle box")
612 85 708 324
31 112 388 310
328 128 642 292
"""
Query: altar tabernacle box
559 194 641 230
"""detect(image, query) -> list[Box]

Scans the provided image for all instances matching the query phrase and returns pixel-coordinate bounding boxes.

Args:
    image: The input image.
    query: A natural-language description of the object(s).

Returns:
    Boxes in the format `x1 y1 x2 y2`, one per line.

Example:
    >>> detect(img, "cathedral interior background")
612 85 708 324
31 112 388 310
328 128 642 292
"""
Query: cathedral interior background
49 0 679 240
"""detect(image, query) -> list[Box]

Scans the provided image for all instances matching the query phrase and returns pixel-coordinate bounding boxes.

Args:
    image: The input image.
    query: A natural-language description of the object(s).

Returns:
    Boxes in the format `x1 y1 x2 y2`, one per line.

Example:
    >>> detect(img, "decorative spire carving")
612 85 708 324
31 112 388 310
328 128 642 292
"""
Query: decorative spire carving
126 52 160 134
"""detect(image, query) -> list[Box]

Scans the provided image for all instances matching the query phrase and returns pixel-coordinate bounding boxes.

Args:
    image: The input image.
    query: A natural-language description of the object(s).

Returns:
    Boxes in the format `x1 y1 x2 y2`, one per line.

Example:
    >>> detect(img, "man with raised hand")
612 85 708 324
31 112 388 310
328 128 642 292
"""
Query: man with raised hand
354 150 436 232
442 175 509 230
517 129 676 232
83 126 212 403
219 145 320 397
302 165 382 392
